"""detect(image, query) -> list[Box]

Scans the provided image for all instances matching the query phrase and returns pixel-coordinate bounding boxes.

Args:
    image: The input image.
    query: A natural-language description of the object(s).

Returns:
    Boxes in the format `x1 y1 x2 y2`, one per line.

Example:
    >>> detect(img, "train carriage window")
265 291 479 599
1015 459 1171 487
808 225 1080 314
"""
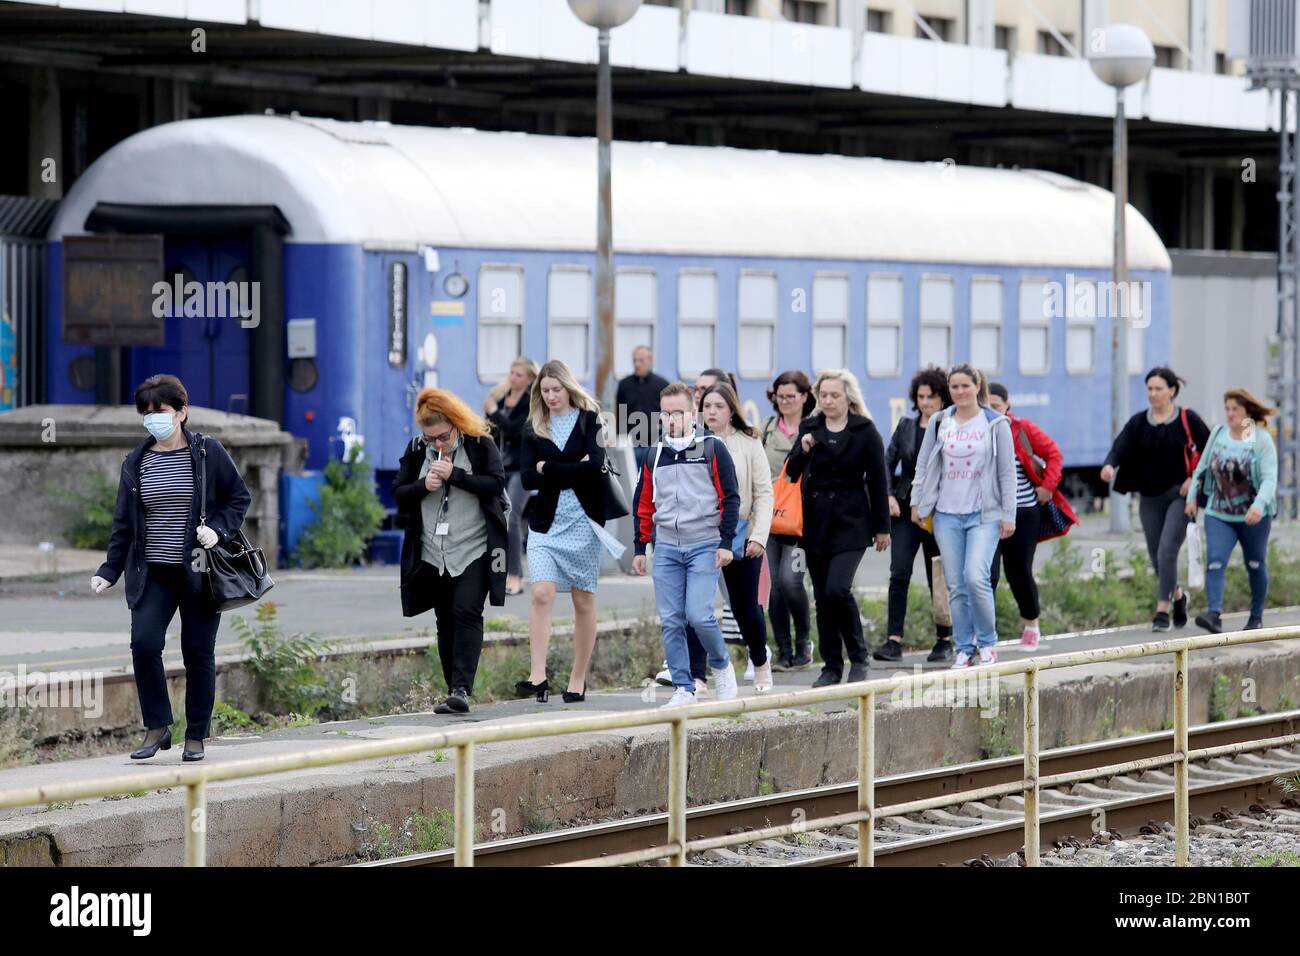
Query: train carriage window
812 273 848 372
615 269 656 377
1066 278 1096 375
919 275 953 369
677 270 717 378
1018 278 1052 376
548 266 592 379
866 274 902 377
970 277 1003 373
478 265 524 382
738 271 777 379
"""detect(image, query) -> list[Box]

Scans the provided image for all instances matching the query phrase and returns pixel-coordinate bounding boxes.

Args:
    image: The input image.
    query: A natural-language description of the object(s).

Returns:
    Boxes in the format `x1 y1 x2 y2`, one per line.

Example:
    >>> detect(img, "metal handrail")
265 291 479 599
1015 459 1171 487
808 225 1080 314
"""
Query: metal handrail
1 627 1298 866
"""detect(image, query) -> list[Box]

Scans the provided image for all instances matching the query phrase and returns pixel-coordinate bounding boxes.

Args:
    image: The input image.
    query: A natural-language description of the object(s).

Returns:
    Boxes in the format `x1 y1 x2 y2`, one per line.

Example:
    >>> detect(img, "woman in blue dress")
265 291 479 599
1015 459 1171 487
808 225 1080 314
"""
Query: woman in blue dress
516 360 610 704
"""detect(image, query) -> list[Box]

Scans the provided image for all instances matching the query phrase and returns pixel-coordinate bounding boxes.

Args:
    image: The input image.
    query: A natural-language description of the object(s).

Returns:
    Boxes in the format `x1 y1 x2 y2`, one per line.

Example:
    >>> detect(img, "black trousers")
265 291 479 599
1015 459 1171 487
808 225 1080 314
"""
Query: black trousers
886 513 952 639
686 553 769 679
990 504 1041 620
423 552 491 694
766 534 811 654
807 548 868 674
130 562 221 741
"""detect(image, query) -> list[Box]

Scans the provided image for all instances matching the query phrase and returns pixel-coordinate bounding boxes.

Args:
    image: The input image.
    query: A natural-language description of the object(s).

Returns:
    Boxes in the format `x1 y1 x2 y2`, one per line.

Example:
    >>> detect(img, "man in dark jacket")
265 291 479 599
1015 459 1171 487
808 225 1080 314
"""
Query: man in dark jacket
615 345 669 468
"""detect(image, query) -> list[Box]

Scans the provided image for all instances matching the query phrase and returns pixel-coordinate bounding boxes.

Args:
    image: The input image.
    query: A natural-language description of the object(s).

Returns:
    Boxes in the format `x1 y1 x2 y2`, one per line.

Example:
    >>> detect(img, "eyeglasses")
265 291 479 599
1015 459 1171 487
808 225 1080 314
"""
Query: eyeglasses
426 430 455 444
660 410 690 421
775 393 802 402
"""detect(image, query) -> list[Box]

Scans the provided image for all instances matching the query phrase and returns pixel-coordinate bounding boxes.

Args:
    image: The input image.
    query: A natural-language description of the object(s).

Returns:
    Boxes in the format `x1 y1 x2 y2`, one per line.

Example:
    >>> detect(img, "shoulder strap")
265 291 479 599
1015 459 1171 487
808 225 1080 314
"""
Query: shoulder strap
194 432 208 525
1180 408 1196 446
1015 422 1033 458
762 416 776 445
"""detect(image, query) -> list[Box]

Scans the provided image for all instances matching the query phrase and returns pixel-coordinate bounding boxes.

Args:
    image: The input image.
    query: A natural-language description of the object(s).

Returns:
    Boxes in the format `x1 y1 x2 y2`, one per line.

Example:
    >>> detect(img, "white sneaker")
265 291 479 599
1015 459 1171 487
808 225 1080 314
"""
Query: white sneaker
710 662 739 701
952 651 974 669
655 660 673 687
660 686 696 708
694 678 710 698
978 647 998 666
742 658 755 683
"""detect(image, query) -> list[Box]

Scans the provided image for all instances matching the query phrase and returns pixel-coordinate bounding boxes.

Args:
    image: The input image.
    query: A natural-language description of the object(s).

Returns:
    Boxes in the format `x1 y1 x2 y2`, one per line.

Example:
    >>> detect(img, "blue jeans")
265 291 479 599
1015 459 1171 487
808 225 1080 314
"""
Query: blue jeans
932 511 1002 653
652 541 729 689
1204 513 1271 618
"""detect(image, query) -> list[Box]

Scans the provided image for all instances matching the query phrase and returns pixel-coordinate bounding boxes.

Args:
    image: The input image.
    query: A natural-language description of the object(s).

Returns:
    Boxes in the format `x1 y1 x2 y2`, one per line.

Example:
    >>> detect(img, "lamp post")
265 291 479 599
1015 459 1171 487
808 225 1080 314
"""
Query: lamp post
567 0 643 412
1089 24 1154 534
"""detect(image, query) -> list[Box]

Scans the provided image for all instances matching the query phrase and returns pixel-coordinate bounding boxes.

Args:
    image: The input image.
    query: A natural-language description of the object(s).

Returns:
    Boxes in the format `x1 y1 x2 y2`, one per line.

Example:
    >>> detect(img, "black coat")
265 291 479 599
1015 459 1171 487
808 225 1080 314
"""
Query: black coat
392 433 507 616
487 393 529 472
884 415 926 506
1104 406 1211 497
97 429 251 610
784 413 890 555
519 408 606 532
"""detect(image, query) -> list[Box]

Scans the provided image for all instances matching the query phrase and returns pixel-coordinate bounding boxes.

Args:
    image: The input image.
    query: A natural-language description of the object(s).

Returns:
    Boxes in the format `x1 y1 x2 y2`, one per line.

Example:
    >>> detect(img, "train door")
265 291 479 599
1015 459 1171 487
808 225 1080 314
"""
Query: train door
128 237 252 413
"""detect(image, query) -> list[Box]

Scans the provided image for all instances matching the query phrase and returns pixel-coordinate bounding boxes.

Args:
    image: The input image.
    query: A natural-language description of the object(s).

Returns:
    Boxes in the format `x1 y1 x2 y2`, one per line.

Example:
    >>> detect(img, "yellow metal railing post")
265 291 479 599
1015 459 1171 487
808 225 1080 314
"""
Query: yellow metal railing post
454 743 475 867
668 716 688 866
1022 668 1039 866
1173 645 1190 866
184 780 206 867
858 689 875 867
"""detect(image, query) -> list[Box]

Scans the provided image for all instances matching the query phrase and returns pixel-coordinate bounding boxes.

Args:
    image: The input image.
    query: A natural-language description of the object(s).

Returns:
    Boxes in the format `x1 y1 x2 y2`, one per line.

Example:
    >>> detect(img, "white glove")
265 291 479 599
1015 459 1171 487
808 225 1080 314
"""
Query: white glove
90 575 112 594
196 526 219 549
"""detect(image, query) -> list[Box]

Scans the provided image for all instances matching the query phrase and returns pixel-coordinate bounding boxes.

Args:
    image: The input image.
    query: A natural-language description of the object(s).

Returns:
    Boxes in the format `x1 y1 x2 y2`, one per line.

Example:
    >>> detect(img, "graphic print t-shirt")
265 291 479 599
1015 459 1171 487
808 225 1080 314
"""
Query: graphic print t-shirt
1207 434 1258 520
935 415 989 515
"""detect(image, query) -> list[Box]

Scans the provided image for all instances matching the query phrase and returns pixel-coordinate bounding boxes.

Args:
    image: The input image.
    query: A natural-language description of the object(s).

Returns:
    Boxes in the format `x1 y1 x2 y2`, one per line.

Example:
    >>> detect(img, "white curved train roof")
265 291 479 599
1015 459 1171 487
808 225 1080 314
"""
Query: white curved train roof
51 114 1171 271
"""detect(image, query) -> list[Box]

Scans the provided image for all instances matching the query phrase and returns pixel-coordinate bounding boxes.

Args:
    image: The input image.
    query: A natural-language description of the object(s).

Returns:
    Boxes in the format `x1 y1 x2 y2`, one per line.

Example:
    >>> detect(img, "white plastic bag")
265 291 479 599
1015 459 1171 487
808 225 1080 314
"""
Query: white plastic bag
1186 521 1205 591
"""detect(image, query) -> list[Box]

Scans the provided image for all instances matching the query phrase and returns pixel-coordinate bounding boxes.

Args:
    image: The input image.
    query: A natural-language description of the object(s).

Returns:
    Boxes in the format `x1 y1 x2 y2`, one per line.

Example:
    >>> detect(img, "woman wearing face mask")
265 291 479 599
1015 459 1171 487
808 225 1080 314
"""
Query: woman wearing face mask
91 374 250 762
485 357 539 596
784 369 890 687
910 364 1017 669
685 382 775 691
1101 367 1210 632
516 360 616 704
874 367 955 664
393 388 508 714
1185 389 1278 633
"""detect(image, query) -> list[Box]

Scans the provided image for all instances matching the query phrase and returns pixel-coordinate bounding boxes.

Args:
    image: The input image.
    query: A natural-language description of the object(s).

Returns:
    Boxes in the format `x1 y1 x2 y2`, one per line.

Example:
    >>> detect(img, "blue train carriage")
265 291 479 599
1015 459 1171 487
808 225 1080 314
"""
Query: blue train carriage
45 114 1170 504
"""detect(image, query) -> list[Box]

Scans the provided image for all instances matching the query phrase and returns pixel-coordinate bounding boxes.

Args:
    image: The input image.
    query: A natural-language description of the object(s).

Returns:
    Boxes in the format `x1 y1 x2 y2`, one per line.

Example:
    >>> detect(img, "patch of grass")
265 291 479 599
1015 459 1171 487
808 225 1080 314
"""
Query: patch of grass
356 808 459 860
54 471 118 550
520 795 563 835
757 768 774 797
979 711 1019 759
231 602 333 718
0 706 36 769
211 701 258 735
1244 851 1300 867
1209 673 1234 723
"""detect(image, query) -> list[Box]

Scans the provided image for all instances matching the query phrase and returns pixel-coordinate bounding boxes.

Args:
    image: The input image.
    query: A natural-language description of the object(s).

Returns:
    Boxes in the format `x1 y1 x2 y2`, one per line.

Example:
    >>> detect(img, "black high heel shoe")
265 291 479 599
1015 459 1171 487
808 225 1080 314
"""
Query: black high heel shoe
130 728 172 760
182 739 205 762
561 685 586 704
514 678 549 703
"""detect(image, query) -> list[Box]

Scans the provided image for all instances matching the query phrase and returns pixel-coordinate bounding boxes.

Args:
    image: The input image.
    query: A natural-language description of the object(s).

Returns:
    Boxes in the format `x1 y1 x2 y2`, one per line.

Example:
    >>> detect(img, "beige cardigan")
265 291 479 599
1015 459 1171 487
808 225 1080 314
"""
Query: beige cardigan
723 429 774 549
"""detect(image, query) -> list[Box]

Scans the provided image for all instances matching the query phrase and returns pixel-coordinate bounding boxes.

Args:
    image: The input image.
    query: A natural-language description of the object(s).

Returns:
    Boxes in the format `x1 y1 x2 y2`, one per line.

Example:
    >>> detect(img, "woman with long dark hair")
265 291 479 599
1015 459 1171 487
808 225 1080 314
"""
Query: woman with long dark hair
516 359 613 703
92 374 250 761
1101 367 1210 632
874 367 954 664
485 356 539 596
1185 388 1279 633
784 369 890 687
393 388 508 714
910 364 1017 669
762 370 816 670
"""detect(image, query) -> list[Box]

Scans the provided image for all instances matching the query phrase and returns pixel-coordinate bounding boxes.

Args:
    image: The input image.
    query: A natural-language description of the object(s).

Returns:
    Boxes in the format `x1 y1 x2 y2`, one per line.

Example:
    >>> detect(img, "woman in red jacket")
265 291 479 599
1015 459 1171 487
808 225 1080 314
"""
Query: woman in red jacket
986 384 1078 650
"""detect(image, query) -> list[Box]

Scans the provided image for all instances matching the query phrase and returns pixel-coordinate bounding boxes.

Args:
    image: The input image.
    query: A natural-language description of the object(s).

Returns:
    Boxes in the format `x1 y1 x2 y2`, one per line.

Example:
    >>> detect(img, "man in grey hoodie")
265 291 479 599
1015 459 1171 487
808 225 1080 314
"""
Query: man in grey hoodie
909 364 1017 668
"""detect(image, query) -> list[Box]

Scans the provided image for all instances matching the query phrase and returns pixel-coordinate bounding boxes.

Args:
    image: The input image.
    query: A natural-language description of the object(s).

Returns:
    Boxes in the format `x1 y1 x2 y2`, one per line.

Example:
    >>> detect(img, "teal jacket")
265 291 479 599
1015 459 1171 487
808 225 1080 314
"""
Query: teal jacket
1187 424 1278 519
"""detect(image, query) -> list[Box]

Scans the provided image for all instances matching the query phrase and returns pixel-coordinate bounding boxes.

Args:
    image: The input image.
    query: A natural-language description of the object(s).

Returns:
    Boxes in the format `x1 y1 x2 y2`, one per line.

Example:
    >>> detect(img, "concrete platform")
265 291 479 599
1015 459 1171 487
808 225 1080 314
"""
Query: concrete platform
1 606 1298 866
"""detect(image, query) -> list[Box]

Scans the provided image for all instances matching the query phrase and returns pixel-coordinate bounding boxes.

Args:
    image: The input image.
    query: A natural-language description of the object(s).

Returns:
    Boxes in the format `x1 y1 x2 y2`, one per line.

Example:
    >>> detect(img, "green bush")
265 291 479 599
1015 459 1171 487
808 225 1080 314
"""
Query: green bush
231 602 333 717
294 442 386 568
56 471 118 550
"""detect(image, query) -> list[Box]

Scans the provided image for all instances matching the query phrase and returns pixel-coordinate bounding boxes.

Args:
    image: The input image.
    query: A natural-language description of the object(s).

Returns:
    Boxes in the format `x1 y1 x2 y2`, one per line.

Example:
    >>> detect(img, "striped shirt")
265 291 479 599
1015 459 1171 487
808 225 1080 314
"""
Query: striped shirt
140 448 194 564
1014 459 1037 508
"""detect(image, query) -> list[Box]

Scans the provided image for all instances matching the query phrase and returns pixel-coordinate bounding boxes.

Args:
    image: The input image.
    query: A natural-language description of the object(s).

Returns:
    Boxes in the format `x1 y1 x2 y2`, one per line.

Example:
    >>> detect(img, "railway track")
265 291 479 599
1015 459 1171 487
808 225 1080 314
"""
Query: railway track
356 711 1300 868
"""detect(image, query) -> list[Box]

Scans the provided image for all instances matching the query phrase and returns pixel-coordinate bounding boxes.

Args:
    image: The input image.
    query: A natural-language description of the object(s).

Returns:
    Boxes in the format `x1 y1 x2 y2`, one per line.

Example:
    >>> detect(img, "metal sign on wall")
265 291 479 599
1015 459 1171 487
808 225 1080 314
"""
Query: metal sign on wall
388 261 408 368
62 234 165 346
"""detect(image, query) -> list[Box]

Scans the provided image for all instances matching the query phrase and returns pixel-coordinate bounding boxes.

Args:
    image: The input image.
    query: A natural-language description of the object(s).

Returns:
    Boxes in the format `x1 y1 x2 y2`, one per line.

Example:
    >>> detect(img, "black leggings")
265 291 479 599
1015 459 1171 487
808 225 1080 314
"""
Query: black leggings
766 534 811 653
886 514 952 639
419 552 491 694
130 562 221 741
686 553 769 679
990 505 1041 620
807 548 867 674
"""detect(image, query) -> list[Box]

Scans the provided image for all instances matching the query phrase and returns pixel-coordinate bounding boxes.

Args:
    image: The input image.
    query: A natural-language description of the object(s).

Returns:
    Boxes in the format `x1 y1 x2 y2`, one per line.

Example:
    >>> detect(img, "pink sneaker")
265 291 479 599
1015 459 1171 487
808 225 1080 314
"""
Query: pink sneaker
1019 627 1041 650
952 651 973 669
978 647 998 665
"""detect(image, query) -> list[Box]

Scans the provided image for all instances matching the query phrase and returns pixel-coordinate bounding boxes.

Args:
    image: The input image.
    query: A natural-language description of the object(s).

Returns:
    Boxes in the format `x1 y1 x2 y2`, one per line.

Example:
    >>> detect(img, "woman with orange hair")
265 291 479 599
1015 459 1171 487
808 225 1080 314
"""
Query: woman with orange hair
392 388 508 714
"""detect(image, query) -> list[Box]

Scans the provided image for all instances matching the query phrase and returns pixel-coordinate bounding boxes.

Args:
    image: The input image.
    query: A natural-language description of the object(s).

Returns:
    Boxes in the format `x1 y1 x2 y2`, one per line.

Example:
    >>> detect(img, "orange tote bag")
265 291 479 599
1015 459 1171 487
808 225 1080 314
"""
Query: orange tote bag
770 461 804 537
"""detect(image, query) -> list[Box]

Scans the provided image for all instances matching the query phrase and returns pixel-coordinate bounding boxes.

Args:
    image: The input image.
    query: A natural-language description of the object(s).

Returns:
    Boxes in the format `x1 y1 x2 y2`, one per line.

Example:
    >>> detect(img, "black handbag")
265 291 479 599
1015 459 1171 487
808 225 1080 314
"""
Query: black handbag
197 436 274 611
601 454 630 521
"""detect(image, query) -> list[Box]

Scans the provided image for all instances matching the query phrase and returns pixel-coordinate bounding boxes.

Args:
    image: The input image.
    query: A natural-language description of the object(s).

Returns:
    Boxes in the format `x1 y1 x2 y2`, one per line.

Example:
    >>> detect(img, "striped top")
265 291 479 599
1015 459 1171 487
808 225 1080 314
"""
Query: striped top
1013 459 1037 509
140 447 194 564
